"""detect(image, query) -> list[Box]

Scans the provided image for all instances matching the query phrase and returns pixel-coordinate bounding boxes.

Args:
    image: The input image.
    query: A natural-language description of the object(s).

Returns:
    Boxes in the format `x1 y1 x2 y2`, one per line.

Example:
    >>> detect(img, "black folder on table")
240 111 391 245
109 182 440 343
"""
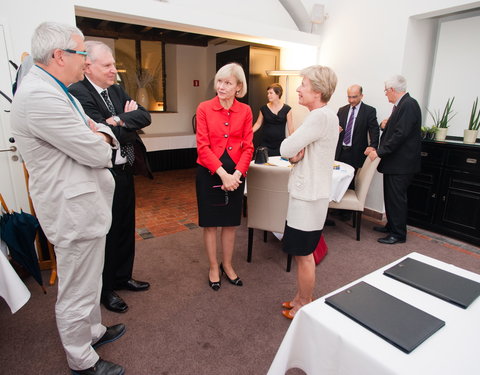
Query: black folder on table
384 257 480 309
325 281 445 353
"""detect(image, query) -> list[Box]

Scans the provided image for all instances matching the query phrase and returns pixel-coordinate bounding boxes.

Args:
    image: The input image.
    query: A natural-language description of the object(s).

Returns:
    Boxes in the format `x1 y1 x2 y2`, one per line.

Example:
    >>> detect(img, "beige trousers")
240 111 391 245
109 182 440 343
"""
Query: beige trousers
54 236 107 370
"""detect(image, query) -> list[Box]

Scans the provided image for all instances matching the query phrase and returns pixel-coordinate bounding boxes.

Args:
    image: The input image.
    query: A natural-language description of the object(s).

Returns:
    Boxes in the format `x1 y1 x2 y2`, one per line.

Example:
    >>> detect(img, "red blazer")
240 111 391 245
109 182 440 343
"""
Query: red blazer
196 96 254 175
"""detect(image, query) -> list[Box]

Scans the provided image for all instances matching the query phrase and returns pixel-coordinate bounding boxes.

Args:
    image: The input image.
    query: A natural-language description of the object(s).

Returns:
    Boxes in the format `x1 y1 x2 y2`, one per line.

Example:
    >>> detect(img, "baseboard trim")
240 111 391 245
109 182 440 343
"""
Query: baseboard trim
364 208 383 221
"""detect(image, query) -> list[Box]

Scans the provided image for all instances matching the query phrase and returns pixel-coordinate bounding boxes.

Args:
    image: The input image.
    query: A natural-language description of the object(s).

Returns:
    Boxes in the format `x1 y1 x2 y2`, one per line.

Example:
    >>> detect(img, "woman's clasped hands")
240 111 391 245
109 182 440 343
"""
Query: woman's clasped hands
220 169 243 191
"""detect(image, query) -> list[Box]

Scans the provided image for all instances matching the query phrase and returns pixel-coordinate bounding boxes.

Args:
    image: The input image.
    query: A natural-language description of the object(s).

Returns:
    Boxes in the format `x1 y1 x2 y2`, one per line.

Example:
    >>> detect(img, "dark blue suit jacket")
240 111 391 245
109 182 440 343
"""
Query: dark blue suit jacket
377 93 422 175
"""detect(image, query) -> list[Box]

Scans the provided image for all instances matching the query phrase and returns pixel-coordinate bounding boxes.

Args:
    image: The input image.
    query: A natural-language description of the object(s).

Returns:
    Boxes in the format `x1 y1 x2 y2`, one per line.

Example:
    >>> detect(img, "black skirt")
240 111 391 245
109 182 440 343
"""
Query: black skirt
282 223 323 256
196 151 245 227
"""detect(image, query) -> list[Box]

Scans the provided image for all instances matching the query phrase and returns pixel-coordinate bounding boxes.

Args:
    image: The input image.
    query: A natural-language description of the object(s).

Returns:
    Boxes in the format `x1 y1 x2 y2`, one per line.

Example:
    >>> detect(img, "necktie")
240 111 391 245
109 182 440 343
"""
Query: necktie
101 90 135 166
343 106 356 145
101 90 116 116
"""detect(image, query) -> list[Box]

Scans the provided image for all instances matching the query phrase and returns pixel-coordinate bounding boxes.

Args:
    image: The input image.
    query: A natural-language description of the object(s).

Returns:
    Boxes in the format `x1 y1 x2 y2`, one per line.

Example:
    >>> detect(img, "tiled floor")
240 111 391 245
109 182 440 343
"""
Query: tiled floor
134 168 199 240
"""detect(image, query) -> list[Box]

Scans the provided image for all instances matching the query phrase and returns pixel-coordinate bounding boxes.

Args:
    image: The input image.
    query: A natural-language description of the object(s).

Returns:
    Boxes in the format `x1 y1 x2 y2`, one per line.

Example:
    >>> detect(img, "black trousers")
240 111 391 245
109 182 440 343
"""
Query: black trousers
102 165 136 294
383 173 414 239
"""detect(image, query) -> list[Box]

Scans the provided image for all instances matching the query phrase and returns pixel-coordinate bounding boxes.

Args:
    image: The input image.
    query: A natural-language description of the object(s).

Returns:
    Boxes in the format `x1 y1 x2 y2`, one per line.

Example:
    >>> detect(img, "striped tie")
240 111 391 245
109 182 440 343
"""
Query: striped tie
343 106 356 145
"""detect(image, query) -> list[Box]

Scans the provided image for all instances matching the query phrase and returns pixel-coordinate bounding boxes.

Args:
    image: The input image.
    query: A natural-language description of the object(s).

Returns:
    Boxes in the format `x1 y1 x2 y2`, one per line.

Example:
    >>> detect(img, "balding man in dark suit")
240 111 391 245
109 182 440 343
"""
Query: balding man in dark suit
336 84 379 171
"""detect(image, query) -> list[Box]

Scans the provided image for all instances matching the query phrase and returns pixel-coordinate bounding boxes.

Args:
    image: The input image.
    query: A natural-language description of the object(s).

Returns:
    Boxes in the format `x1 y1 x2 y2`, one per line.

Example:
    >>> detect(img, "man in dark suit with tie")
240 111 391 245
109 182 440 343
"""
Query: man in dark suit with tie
70 41 152 313
332 85 379 221
336 84 379 171
366 75 422 244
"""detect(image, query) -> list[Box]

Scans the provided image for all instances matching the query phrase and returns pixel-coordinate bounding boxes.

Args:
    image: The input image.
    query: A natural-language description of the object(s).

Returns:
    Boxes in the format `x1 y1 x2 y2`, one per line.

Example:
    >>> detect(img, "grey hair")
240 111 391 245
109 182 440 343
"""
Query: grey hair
385 75 407 92
214 63 248 98
300 65 337 102
31 22 84 65
85 40 113 63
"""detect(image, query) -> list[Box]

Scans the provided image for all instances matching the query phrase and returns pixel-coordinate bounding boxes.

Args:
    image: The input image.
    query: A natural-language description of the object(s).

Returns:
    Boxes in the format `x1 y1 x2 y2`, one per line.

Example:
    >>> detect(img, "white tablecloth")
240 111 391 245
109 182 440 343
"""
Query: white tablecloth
0 250 30 313
265 156 354 203
267 252 480 375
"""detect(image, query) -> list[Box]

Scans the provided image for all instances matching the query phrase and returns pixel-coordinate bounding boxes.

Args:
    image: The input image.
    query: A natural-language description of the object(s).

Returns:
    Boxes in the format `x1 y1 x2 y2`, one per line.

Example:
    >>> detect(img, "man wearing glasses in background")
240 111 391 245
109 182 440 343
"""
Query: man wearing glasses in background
70 41 152 314
10 22 125 375
366 75 422 245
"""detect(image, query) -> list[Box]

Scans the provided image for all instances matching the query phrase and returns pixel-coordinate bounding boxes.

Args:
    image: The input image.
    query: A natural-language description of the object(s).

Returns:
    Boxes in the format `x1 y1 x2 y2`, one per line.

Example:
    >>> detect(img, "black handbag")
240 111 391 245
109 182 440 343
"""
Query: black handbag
254 146 269 164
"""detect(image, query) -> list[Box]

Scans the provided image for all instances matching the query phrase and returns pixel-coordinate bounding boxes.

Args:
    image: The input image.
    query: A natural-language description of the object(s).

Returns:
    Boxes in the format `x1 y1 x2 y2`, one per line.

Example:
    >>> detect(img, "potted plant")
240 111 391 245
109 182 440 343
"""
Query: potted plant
464 97 480 144
427 97 456 142
421 126 428 139
426 126 438 141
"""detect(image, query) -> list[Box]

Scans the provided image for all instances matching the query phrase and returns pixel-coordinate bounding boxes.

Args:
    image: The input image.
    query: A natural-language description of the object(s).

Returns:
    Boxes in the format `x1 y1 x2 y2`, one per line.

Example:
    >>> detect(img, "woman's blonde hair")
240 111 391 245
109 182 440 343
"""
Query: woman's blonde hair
300 65 337 102
214 63 248 98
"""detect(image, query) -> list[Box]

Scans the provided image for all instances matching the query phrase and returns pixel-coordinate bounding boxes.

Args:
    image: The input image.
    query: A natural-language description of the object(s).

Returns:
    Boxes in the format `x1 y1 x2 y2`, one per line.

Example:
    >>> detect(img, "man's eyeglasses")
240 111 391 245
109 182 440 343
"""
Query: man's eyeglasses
63 49 88 57
384 87 392 93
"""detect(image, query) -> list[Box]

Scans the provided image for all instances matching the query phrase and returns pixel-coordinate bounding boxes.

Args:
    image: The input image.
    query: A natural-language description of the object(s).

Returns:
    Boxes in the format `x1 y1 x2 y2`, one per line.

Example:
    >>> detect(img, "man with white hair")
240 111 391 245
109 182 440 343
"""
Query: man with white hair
69 41 152 314
10 22 125 375
366 75 422 244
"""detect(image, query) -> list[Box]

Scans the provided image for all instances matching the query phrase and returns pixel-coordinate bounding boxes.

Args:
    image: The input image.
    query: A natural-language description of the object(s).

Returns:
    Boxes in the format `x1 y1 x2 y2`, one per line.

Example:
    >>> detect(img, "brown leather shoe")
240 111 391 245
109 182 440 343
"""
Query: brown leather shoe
71 358 124 375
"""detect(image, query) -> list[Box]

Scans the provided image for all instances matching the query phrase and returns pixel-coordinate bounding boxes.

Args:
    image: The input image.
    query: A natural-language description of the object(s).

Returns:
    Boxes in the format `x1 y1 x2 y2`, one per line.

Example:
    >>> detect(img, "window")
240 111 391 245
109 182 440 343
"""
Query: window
114 39 166 112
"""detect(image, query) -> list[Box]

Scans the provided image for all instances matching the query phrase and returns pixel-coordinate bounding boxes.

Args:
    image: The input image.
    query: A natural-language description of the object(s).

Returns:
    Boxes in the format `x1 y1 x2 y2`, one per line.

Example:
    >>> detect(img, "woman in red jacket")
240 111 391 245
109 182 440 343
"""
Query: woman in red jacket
196 63 254 291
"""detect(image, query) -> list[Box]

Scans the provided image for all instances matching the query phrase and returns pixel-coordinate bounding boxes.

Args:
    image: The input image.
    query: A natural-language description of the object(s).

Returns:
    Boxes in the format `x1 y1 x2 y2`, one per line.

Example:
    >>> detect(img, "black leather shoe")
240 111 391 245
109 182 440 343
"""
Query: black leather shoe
115 279 150 292
377 235 406 244
93 324 126 349
101 292 128 313
373 226 390 233
220 263 243 286
71 358 124 375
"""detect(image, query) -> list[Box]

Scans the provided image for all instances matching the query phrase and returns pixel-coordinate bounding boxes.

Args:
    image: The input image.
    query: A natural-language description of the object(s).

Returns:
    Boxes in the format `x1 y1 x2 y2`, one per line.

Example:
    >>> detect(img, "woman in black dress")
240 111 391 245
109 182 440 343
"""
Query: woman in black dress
195 63 254 291
252 83 294 156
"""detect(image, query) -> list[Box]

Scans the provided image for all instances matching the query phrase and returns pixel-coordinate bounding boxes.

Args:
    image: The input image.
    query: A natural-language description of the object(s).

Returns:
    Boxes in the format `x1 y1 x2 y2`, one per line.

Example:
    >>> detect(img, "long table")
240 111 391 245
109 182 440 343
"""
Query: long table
267 252 480 375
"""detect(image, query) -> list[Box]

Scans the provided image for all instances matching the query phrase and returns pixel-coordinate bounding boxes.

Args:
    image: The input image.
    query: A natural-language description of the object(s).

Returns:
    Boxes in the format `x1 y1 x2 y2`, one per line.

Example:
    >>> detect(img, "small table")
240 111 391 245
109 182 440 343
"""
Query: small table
267 252 480 375
252 156 354 203
0 250 30 313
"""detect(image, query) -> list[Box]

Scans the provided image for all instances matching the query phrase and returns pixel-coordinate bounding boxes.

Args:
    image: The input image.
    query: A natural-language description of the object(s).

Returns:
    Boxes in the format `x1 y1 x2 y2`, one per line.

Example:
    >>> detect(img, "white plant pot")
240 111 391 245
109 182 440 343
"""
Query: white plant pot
463 129 478 144
435 127 448 142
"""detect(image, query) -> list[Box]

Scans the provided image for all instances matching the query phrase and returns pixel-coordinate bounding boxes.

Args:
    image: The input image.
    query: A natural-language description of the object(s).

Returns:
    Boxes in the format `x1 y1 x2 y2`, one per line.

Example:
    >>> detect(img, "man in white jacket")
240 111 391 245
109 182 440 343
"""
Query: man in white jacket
10 22 125 375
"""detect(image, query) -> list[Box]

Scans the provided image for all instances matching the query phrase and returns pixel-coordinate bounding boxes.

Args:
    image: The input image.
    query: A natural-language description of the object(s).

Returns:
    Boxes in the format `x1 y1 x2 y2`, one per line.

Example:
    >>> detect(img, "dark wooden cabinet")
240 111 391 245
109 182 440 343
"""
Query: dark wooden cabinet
407 140 480 246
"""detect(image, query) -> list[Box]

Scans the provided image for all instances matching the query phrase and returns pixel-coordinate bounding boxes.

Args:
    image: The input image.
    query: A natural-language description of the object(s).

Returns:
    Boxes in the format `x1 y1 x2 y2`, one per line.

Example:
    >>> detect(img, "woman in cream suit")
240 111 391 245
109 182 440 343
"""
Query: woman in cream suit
279 66 339 319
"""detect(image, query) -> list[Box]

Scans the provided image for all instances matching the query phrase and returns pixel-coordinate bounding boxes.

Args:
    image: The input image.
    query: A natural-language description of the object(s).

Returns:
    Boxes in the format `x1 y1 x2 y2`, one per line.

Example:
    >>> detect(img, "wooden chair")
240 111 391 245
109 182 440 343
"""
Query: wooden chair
22 164 57 285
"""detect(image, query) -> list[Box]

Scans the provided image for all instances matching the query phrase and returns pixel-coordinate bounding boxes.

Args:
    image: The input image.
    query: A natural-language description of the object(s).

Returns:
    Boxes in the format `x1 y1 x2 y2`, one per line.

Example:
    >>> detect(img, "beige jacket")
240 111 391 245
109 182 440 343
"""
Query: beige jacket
10 66 118 247
280 106 339 201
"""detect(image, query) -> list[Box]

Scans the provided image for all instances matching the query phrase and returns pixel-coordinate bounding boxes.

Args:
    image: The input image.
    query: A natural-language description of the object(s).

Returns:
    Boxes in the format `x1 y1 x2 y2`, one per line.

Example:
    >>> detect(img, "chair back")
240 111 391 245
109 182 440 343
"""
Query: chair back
246 164 290 233
353 157 381 207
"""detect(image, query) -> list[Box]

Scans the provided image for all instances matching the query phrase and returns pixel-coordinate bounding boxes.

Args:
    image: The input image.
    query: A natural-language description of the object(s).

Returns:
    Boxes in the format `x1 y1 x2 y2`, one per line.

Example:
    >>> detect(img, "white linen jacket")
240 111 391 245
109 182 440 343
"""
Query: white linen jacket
280 106 339 201
10 66 119 247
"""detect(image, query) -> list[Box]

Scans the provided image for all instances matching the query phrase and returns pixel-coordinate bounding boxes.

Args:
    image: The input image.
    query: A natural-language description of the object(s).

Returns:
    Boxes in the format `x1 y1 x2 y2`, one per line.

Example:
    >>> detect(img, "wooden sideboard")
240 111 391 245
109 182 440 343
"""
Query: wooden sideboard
407 140 480 246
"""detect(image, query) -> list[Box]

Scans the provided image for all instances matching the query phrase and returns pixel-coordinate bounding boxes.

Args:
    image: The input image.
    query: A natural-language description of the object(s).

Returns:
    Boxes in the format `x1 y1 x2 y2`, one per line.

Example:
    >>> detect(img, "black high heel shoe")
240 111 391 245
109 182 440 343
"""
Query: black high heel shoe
208 268 221 291
220 263 243 286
